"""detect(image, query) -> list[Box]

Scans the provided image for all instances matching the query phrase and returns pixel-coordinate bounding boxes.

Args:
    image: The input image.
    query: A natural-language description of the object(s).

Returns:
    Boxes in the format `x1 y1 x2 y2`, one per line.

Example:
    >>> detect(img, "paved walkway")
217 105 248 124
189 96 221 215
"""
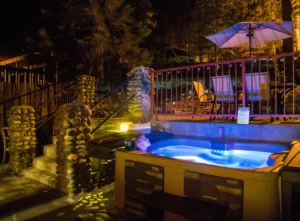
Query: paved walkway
0 164 126 221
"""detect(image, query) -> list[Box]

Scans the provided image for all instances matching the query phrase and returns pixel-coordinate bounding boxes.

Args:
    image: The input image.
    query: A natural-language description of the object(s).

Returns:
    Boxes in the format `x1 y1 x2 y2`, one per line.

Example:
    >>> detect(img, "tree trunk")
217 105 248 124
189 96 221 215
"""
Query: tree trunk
291 0 300 51
282 0 293 52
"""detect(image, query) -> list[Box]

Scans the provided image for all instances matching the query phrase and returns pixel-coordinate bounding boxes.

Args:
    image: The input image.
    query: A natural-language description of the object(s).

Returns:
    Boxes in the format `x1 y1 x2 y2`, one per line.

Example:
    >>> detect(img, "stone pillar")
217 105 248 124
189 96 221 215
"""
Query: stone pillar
127 66 151 123
54 103 93 194
7 106 36 173
75 75 96 107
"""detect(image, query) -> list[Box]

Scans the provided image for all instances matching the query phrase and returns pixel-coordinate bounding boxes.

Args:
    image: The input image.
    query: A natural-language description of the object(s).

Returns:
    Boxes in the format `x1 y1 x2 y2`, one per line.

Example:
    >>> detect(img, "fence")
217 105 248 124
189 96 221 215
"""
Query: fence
151 51 300 120
0 81 76 128
0 65 45 85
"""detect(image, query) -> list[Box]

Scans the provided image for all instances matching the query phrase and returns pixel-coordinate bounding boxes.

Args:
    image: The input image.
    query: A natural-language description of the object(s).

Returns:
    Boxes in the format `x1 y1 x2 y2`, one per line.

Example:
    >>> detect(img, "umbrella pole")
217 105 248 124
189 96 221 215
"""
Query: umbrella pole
247 23 254 57
249 37 252 57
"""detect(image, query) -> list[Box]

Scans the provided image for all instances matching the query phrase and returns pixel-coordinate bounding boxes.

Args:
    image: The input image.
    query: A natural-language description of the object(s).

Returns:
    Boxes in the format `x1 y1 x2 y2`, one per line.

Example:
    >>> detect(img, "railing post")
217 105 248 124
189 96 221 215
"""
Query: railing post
4 68 7 82
241 60 246 107
150 70 154 121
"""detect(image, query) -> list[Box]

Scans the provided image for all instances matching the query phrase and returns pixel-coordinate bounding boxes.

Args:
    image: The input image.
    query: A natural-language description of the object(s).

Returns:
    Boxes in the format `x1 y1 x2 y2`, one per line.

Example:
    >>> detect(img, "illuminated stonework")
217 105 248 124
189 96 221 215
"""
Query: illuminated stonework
75 75 96 107
54 103 93 194
7 106 36 174
127 66 151 123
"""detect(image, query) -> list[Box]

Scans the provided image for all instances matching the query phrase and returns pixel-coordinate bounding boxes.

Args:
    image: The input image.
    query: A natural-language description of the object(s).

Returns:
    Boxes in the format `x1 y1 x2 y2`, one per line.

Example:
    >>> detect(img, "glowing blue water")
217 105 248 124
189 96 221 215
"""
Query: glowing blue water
151 145 278 169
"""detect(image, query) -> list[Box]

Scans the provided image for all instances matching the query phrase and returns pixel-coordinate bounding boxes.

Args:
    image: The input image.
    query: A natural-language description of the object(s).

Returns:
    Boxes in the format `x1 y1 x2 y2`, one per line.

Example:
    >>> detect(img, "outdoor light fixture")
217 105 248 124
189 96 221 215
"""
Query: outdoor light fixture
120 123 129 132
117 122 132 132
280 57 285 62
294 56 299 60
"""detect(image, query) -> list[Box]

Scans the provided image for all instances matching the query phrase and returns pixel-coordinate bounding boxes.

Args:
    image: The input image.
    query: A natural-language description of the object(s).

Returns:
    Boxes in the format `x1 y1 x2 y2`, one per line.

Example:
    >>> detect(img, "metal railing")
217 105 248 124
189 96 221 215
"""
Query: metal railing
151 51 300 120
91 75 135 132
91 74 135 117
91 94 135 134
0 80 77 128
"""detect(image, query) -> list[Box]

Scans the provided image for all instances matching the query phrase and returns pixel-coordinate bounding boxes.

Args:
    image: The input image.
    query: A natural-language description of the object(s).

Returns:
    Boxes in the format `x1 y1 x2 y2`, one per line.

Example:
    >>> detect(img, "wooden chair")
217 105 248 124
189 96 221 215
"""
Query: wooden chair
192 81 214 116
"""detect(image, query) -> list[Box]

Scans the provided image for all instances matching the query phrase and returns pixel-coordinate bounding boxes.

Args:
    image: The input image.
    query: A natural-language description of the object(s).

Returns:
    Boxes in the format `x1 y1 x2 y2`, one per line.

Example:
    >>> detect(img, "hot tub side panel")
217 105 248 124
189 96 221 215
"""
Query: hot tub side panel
115 151 280 221
151 120 300 143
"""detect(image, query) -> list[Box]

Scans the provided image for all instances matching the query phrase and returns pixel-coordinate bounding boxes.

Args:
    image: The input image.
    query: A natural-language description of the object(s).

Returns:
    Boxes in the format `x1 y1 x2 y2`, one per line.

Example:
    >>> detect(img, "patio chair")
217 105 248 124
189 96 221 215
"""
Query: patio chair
245 72 271 115
192 81 214 116
211 75 236 118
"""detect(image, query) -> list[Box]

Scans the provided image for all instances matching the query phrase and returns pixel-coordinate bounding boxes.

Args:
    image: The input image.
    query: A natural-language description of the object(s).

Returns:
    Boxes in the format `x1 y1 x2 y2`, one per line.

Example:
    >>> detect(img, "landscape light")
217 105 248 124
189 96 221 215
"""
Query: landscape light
120 123 129 132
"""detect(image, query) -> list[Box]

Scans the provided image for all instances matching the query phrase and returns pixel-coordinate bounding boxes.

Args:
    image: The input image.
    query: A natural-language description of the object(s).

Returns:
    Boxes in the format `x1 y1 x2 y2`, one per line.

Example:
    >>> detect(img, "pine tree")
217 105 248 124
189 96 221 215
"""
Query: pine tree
25 0 154 81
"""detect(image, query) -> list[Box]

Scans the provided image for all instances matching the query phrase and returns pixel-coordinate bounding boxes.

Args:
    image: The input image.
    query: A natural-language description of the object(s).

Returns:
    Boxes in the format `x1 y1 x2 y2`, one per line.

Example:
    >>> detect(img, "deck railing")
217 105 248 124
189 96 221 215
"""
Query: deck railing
151 51 300 120
0 81 76 128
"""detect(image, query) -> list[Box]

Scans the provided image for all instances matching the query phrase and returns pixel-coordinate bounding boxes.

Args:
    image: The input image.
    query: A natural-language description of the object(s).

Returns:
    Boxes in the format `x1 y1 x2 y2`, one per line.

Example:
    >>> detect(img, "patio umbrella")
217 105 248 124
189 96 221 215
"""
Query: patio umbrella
205 21 294 57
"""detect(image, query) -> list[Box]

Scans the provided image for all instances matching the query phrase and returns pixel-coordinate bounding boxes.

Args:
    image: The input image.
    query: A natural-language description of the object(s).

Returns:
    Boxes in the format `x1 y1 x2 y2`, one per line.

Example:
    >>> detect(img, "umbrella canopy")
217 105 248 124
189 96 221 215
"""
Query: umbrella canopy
205 21 294 56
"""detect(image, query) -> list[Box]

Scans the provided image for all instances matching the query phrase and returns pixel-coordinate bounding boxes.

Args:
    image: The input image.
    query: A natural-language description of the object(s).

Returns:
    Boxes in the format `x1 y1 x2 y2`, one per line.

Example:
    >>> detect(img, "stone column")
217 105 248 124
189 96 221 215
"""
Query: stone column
127 67 151 123
54 103 93 194
75 75 96 107
7 106 36 173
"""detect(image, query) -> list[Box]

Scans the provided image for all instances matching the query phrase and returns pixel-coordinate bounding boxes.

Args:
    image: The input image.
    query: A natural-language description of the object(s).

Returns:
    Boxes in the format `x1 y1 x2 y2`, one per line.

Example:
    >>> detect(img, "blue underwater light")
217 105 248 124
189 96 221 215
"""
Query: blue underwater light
149 137 287 169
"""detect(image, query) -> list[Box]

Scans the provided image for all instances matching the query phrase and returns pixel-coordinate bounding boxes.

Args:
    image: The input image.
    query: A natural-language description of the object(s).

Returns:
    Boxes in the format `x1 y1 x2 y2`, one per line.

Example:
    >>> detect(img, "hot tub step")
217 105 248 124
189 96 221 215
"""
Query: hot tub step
210 141 234 155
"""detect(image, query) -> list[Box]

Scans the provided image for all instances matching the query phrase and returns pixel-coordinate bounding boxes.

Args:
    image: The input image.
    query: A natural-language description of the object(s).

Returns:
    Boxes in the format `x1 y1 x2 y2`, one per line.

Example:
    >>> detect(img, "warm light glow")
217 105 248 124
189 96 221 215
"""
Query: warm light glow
120 123 129 132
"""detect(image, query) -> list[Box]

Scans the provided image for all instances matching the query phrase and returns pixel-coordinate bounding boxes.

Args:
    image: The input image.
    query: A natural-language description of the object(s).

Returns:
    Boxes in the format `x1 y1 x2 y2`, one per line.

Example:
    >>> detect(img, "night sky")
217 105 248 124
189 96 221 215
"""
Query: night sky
0 0 169 55
0 0 50 55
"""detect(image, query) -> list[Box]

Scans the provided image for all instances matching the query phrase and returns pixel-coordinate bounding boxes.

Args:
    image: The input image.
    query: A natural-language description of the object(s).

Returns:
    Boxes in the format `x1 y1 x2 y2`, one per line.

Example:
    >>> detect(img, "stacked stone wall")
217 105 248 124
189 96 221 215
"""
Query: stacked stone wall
75 75 95 107
127 67 151 123
54 103 93 194
7 106 36 173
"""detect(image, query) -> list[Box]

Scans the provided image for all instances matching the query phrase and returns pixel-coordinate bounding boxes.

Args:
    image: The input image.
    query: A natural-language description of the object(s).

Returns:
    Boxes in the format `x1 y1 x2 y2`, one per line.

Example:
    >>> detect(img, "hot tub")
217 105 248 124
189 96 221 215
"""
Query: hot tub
148 137 287 170
115 134 288 221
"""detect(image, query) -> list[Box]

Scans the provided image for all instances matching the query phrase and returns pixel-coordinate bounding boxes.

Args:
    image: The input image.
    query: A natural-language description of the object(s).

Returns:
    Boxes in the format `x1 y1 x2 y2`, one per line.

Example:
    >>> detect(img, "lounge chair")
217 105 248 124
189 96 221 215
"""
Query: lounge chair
211 75 236 118
245 72 270 101
245 72 270 115
192 81 214 116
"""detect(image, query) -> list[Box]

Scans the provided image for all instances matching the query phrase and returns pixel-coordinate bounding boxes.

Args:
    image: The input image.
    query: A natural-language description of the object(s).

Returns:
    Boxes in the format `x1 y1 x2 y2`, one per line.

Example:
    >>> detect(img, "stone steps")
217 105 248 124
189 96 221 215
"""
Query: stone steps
43 144 56 158
22 167 57 188
22 135 59 190
22 117 128 191
32 156 57 174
